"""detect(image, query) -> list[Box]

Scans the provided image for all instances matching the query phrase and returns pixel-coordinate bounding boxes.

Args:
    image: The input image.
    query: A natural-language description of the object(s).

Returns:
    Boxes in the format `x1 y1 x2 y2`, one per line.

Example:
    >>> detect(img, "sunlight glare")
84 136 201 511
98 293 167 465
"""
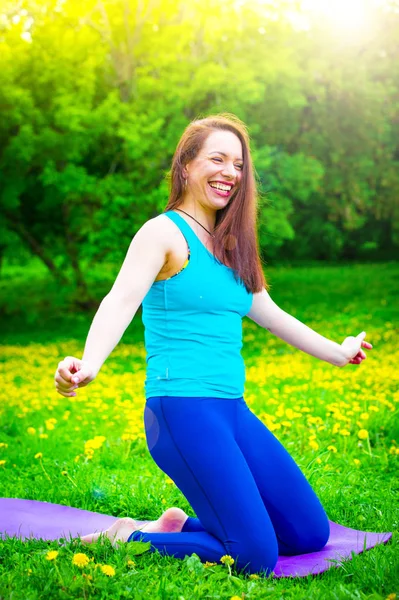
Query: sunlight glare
301 0 370 31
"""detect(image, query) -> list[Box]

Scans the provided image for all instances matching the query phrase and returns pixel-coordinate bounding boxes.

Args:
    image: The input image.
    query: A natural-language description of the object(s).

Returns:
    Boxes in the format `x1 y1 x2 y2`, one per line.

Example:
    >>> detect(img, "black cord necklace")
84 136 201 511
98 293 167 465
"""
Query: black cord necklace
175 208 215 239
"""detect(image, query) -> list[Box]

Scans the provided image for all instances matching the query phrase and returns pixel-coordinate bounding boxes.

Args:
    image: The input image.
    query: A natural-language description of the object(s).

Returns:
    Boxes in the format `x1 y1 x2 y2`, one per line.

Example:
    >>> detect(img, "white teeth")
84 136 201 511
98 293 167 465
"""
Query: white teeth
209 182 232 192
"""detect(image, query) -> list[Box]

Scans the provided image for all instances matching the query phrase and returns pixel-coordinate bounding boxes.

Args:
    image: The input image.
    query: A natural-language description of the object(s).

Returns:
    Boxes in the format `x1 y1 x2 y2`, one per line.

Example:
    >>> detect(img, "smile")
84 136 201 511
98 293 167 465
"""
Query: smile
208 181 234 197
208 181 233 192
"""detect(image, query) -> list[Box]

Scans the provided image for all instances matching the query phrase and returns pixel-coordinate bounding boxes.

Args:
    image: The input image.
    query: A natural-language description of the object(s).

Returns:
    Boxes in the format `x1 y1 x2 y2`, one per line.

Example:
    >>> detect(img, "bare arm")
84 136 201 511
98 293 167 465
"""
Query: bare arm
80 218 169 374
246 288 361 367
54 217 169 396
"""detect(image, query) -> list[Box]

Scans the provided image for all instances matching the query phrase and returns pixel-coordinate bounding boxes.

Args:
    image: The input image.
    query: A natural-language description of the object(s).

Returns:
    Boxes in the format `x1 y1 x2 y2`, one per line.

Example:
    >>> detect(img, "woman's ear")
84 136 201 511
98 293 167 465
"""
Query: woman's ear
183 161 192 178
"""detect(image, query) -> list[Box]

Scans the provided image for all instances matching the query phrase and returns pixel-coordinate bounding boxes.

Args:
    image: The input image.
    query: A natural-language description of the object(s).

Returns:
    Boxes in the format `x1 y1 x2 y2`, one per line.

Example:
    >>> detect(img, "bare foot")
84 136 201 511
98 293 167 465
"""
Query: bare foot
140 507 189 534
80 517 139 547
79 507 189 547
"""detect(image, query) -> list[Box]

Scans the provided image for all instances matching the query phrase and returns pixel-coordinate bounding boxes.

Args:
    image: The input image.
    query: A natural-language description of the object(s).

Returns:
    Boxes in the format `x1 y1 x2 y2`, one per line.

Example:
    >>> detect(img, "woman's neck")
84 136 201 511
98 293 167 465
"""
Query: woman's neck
176 201 216 232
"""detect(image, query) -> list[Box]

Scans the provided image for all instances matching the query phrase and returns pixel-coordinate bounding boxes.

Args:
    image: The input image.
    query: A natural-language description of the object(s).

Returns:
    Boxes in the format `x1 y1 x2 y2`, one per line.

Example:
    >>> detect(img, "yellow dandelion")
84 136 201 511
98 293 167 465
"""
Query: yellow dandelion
396 449 399 455
39 433 48 439
358 429 369 440
72 553 90 568
34 452 43 460
204 561 217 567
0 460 6 466
269 423 281 431
339 429 350 437
315 457 322 464
45 550 59 561
360 413 369 420
100 564 115 577
353 458 361 467
309 441 319 451
0 443 8 448
327 445 337 453
249 573 260 579
27 427 36 435
220 555 235 566
386 594 396 600
127 560 136 567
230 596 242 600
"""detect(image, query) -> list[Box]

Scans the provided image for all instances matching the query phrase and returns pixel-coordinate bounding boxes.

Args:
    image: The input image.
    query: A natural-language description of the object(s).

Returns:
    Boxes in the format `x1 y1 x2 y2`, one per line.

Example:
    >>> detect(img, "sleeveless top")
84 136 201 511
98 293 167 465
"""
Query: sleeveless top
141 210 253 399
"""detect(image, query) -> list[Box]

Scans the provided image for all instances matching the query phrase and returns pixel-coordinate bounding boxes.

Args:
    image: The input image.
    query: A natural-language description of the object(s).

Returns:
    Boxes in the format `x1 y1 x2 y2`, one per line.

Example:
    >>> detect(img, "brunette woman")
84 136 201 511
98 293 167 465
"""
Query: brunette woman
54 114 371 576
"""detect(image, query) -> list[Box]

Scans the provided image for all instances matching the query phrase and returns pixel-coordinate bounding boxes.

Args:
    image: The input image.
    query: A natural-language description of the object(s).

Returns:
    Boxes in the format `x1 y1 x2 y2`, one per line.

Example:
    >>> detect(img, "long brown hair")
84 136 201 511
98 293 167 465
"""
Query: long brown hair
163 113 268 293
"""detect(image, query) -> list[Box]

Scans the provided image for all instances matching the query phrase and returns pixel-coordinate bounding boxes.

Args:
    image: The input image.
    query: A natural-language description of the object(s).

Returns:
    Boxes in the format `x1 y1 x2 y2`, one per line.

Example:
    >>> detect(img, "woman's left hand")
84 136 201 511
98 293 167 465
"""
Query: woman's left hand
340 331 373 366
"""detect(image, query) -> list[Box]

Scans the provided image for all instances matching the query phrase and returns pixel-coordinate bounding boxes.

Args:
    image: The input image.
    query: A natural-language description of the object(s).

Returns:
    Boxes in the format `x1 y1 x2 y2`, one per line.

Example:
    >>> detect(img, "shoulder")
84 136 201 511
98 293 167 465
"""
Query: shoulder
139 213 169 236
138 213 177 253
149 212 172 227
148 212 183 238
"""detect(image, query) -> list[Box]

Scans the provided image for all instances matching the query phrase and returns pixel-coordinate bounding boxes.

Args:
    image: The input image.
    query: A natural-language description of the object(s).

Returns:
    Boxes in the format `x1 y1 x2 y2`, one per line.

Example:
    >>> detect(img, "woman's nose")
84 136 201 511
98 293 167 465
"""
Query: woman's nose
221 163 237 178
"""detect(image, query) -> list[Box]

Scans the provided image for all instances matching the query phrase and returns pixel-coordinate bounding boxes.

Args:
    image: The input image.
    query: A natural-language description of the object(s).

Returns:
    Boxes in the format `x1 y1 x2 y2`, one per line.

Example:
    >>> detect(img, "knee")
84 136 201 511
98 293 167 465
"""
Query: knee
278 512 330 556
297 515 330 554
311 517 330 551
231 537 279 577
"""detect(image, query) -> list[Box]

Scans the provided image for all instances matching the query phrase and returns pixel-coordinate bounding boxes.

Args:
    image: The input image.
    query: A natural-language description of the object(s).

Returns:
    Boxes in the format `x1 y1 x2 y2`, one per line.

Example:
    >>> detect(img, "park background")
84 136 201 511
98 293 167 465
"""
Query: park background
0 0 398 598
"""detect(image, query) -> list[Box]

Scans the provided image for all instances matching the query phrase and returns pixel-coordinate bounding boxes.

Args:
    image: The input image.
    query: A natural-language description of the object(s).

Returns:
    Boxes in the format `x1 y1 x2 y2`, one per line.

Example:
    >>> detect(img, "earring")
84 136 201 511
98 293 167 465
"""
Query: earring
183 178 187 190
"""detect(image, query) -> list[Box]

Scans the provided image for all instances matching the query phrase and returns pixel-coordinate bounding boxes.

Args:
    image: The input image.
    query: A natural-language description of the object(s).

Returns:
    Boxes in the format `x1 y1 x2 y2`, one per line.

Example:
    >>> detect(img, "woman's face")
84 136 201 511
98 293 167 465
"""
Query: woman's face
184 129 244 211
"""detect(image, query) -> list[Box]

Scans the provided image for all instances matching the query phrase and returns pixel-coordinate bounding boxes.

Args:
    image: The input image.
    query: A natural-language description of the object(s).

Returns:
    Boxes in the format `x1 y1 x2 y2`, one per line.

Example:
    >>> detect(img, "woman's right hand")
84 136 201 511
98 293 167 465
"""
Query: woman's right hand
54 356 97 397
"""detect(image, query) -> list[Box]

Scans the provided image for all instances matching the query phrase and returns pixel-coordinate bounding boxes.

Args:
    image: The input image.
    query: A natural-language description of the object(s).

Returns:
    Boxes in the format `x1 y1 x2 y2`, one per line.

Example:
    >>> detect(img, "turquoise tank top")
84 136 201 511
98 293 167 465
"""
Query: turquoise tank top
141 210 253 399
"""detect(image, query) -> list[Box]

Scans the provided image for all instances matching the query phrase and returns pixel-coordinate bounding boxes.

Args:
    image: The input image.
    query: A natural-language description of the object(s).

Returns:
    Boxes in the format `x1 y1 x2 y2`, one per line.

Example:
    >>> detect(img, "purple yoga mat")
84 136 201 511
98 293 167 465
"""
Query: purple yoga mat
0 498 392 578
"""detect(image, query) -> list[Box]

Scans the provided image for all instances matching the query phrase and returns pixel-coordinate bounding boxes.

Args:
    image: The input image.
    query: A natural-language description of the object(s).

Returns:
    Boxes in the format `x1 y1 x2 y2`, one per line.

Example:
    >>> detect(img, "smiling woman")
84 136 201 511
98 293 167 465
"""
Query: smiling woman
207 152 243 196
185 134 242 205
164 114 267 293
52 113 378 578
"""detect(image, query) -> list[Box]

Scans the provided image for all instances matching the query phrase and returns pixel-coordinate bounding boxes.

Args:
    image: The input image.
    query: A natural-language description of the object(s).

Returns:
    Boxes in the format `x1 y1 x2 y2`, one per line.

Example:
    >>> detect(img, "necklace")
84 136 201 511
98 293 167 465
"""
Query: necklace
175 208 215 238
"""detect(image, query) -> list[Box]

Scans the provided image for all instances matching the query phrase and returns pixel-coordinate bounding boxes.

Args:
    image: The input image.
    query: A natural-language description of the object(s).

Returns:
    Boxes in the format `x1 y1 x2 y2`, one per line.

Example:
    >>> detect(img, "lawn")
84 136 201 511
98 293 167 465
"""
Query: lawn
0 261 397 599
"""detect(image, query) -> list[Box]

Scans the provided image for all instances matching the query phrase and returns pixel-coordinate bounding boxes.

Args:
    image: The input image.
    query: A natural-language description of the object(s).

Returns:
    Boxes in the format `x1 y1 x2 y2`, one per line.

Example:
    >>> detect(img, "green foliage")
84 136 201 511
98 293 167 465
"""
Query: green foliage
1 0 399 297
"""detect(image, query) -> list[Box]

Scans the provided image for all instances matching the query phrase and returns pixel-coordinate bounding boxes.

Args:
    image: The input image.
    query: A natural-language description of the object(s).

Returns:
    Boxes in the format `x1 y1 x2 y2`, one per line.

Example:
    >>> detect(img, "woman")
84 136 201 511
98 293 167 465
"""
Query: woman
54 113 372 576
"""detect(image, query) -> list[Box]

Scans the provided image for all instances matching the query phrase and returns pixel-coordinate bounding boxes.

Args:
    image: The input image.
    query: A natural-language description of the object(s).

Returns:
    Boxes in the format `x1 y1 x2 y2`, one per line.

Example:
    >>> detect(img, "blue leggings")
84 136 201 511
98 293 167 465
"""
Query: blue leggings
128 396 330 576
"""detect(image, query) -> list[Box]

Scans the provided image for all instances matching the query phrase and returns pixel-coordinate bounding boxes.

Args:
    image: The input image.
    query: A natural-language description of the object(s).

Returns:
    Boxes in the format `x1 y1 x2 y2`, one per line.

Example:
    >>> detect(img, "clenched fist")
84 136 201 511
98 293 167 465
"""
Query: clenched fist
54 356 97 397
340 331 373 366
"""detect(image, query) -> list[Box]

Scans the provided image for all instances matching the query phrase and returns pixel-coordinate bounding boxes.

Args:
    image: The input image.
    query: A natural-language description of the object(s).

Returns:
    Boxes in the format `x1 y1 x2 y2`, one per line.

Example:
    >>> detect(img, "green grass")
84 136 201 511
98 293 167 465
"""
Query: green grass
0 260 398 599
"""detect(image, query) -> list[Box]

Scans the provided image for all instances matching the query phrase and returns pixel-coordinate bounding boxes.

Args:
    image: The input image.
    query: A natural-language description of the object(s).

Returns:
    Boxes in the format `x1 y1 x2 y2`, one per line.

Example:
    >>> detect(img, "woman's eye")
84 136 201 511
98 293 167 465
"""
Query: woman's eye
212 157 243 170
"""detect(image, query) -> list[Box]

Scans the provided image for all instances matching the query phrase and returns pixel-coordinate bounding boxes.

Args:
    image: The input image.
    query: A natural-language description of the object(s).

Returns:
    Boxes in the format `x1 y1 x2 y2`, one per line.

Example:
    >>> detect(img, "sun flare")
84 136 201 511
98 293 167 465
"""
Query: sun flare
300 0 383 31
